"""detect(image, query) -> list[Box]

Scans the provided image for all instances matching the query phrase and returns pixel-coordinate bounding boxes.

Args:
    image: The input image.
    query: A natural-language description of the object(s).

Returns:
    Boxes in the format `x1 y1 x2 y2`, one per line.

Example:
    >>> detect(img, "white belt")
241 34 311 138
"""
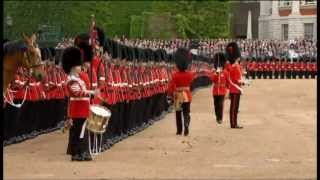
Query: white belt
129 85 133 88
70 97 90 101
15 80 25 85
29 83 36 86
99 77 106 81
57 84 62 87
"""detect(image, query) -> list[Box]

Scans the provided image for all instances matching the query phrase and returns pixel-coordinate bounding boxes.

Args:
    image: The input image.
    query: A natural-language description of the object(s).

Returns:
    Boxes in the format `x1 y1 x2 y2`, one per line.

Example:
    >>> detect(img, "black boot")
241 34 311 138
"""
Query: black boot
71 154 83 161
81 152 92 161
184 127 189 136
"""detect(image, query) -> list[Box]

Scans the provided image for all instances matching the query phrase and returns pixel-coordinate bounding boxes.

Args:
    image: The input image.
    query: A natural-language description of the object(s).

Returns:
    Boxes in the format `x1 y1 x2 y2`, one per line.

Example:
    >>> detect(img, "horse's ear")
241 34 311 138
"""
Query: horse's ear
22 33 31 44
31 33 37 45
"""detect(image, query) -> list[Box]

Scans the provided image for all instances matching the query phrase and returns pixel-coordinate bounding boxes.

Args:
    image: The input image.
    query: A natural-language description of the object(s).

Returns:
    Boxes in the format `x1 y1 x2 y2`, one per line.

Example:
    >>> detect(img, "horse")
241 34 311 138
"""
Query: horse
3 33 44 107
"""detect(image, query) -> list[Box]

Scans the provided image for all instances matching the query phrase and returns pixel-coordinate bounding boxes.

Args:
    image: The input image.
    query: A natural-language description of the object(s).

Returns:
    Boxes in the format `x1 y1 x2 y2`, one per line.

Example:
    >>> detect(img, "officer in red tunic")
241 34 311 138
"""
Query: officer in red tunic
256 57 262 79
209 52 229 124
285 58 292 79
310 57 317 79
297 57 303 79
274 57 279 79
279 57 286 79
225 42 244 129
168 48 194 136
62 47 98 161
305 57 311 79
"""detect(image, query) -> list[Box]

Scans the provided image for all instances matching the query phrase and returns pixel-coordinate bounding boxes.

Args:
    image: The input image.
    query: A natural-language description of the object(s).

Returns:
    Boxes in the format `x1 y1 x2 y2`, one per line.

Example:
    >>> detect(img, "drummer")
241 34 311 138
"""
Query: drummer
62 47 100 161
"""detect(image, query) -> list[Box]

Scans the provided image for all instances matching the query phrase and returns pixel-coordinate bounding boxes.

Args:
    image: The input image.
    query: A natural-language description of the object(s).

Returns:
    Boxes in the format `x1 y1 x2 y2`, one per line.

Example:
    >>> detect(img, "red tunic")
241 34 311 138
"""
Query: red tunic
210 70 229 96
168 71 194 102
11 68 27 100
227 63 243 94
67 75 92 119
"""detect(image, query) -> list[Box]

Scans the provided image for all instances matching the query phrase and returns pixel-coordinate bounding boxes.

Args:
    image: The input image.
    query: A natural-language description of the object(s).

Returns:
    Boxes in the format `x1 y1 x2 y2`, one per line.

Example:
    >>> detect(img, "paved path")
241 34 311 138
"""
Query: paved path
4 80 317 180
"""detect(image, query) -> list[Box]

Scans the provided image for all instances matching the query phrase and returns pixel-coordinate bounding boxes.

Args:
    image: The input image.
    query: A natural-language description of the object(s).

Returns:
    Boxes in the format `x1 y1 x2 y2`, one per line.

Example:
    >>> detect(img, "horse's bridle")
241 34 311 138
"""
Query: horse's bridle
23 46 43 69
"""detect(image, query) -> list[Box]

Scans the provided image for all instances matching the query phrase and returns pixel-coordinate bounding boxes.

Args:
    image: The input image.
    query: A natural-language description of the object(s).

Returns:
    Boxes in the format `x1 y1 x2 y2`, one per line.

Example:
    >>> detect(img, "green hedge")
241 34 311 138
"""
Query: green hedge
4 1 230 41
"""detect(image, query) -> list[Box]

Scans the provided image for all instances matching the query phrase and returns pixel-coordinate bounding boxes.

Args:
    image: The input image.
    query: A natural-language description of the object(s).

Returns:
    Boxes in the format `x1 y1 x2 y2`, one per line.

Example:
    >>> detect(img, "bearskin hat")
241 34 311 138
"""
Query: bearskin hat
225 42 241 64
40 48 47 61
62 47 82 74
74 33 93 63
49 47 56 58
173 48 192 71
95 26 105 46
213 52 226 70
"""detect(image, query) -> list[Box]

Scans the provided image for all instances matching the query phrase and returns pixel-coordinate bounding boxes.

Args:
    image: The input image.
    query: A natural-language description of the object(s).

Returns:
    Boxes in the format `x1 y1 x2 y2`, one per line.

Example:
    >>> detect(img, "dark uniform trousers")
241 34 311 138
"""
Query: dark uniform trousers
213 95 224 121
175 102 191 134
280 71 285 79
67 118 90 156
251 71 256 79
229 93 241 128
286 70 292 79
257 71 262 79
268 71 273 79
274 71 279 79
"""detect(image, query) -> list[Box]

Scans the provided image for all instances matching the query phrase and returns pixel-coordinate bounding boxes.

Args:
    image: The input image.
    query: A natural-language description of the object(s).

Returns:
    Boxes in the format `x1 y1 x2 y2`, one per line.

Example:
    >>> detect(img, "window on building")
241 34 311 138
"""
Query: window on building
279 0 292 7
304 23 314 39
300 0 317 6
282 24 288 40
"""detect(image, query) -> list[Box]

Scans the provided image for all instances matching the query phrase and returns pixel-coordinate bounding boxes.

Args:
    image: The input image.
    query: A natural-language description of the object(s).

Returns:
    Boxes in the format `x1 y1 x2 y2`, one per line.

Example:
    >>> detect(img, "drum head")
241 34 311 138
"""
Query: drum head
90 105 111 118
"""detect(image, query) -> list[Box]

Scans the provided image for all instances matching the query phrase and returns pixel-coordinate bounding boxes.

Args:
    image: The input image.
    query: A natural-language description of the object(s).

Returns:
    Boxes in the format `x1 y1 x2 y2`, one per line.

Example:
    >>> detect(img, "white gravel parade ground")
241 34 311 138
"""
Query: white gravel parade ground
4 79 316 180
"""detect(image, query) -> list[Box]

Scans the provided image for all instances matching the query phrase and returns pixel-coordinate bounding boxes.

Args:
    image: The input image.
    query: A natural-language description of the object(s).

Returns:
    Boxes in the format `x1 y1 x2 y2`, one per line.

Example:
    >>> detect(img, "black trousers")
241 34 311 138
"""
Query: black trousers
286 71 292 79
274 71 279 79
280 71 285 79
251 71 256 79
262 71 268 79
311 71 316 79
298 71 303 79
292 71 297 79
257 71 262 79
305 71 310 79
213 95 225 121
67 118 90 156
229 93 241 128
175 102 191 133
267 71 273 79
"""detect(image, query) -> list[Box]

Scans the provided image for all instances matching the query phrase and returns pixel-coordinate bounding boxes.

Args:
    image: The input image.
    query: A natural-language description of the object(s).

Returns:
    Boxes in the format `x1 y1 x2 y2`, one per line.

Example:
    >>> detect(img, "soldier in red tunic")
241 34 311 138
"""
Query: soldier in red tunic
225 42 244 129
209 52 229 124
274 57 279 79
168 48 194 136
279 57 286 79
285 58 292 79
62 47 99 161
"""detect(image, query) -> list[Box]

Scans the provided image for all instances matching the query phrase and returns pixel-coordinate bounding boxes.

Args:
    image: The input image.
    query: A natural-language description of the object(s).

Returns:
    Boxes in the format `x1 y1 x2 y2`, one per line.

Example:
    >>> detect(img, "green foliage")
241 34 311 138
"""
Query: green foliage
4 0 231 41
130 15 144 38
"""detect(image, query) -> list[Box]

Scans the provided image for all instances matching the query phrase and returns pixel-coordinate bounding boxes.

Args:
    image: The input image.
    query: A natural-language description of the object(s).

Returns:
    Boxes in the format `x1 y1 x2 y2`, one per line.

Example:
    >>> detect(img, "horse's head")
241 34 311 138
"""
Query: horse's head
21 33 45 81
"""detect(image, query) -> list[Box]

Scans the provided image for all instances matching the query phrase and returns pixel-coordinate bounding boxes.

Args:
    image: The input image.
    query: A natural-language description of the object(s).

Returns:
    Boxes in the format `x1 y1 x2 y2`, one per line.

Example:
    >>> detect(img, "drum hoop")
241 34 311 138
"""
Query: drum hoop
90 104 111 117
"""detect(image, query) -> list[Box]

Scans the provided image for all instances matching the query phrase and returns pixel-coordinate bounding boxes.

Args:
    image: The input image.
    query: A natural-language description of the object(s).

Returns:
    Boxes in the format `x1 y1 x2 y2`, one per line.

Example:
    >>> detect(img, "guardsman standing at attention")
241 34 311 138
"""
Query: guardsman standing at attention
62 47 99 161
225 42 244 129
209 52 229 124
168 48 194 136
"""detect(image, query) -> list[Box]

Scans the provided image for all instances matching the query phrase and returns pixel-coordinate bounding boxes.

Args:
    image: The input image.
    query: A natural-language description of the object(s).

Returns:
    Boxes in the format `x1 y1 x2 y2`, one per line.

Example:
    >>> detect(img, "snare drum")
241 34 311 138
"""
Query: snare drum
86 105 111 134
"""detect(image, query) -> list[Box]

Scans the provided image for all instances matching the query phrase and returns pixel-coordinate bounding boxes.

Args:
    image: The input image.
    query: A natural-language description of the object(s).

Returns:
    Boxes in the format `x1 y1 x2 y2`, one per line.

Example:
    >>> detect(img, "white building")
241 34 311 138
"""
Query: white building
258 0 317 40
